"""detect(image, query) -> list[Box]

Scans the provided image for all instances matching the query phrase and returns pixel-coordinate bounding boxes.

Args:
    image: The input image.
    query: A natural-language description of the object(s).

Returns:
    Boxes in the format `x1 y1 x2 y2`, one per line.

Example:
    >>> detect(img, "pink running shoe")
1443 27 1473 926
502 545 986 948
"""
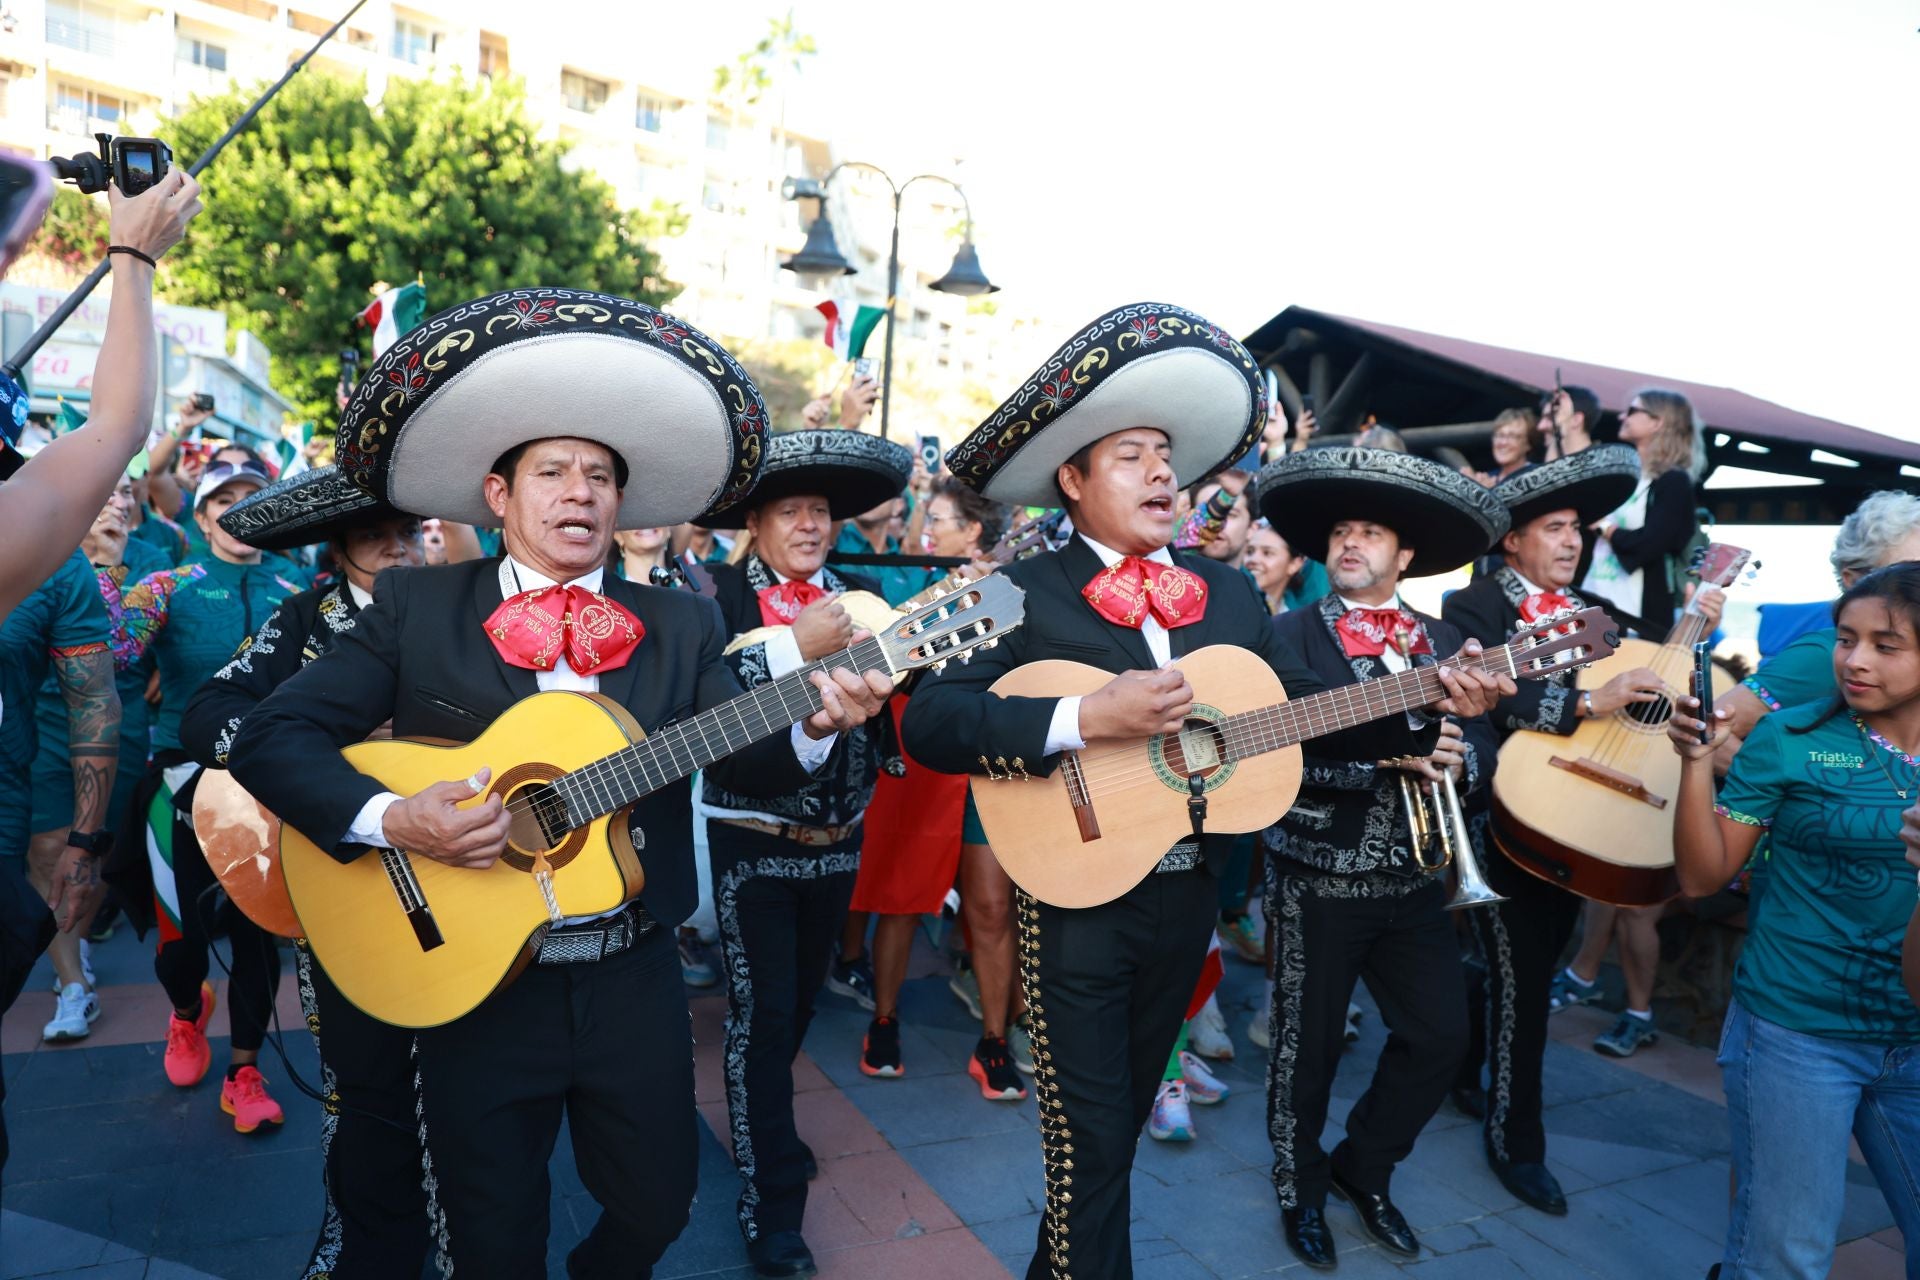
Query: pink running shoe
164 982 216 1088
220 1065 285 1134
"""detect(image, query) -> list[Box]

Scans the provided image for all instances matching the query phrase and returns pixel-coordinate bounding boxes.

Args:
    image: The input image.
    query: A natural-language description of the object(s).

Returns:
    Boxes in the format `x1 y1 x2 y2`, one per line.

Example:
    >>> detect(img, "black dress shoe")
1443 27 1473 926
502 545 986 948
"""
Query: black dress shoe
1450 1085 1487 1120
1490 1158 1568 1215
1281 1205 1338 1271
1328 1168 1419 1257
746 1230 817 1278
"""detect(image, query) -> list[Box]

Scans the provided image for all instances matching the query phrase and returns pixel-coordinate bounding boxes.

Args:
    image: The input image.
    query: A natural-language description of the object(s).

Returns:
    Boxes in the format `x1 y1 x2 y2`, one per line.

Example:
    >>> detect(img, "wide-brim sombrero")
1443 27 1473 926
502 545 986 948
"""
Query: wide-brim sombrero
943 302 1265 509
1493 444 1641 530
334 288 768 529
693 429 912 528
217 465 413 552
1255 447 1510 578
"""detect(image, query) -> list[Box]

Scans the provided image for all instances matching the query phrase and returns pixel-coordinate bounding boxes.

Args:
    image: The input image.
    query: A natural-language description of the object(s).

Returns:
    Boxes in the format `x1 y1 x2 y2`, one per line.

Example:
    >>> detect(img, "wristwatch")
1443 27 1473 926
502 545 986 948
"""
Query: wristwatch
66 828 113 857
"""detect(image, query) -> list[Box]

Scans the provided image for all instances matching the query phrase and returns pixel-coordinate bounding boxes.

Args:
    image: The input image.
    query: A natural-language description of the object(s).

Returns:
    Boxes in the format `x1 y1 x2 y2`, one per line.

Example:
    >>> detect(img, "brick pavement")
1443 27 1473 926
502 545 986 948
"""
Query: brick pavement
1 924 1903 1278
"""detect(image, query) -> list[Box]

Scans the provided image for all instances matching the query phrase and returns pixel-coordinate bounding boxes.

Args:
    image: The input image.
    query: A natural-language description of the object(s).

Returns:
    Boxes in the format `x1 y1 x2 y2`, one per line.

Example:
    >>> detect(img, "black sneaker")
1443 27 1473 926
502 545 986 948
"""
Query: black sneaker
861 1016 903 1078
970 1035 1027 1101
826 952 877 1011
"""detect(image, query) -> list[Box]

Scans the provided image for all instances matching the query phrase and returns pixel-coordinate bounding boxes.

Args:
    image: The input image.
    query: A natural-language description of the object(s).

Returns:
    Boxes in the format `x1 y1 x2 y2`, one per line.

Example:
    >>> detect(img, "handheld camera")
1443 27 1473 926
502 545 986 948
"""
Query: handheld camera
1690 641 1714 745
50 133 173 197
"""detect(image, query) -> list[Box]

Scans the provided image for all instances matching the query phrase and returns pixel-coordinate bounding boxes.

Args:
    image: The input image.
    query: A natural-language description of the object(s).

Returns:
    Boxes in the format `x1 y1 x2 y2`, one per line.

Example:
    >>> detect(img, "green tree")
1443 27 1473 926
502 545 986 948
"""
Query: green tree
28 189 110 272
162 72 682 425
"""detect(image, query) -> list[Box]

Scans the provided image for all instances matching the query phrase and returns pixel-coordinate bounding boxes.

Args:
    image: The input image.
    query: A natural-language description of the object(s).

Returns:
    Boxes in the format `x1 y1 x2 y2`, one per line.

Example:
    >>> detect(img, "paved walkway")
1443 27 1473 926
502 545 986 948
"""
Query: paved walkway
2 924 1904 1279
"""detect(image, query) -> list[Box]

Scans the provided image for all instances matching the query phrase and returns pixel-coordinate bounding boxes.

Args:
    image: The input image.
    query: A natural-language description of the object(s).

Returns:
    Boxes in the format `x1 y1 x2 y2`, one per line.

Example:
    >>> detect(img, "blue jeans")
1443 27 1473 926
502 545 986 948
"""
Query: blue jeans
1719 998 1920 1278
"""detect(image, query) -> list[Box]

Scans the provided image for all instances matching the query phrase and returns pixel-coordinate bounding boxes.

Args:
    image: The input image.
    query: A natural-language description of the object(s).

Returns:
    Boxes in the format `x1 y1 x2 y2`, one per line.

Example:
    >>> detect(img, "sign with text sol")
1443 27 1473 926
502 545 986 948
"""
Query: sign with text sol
0 283 228 363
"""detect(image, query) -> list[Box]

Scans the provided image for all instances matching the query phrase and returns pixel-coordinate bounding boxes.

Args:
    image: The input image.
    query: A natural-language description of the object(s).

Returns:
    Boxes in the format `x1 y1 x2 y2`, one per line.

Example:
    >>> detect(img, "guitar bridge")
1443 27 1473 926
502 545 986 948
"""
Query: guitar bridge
1550 755 1669 810
1060 752 1101 843
380 848 445 952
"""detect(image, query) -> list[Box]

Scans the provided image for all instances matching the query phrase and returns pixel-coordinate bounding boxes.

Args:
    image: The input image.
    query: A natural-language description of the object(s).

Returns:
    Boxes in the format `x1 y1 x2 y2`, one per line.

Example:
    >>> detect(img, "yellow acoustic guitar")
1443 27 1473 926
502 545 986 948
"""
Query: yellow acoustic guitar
1490 543 1753 906
972 607 1617 908
276 576 1025 1028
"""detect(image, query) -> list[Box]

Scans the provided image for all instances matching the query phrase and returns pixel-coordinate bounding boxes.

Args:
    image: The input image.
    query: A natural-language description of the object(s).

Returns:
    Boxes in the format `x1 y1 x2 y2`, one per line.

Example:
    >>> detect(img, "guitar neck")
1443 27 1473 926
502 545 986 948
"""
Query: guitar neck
552 636 890 825
1222 646 1515 760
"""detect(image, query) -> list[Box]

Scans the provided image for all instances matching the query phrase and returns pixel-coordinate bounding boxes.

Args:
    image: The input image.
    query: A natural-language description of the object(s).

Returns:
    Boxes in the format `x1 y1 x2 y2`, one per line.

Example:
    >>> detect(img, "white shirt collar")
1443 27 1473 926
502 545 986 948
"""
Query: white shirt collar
346 581 375 611
1507 566 1548 596
1077 533 1174 570
504 554 605 594
1334 592 1405 613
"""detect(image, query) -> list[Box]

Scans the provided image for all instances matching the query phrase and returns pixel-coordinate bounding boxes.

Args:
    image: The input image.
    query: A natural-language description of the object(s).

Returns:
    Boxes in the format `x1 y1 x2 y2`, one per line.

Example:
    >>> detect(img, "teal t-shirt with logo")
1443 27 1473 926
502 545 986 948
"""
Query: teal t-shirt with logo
1718 701 1920 1043
1742 625 1835 713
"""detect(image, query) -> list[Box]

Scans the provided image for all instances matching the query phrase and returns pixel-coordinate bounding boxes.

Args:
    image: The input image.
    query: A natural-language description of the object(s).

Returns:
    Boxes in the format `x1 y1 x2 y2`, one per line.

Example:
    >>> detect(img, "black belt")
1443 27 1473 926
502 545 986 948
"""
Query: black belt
533 904 655 966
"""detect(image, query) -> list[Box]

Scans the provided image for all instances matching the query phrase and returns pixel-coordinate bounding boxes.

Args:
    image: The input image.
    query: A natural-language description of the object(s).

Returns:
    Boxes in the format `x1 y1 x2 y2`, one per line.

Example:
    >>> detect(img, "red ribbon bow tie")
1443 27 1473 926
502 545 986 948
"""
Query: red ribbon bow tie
1336 607 1432 659
756 579 828 628
1082 556 1209 630
484 584 644 677
1518 591 1573 624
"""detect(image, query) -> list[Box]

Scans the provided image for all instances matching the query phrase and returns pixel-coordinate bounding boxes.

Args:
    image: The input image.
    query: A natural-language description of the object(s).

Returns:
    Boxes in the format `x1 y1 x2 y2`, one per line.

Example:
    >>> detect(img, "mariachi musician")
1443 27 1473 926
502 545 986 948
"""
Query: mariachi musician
227 290 892 1280
901 302 1513 1280
689 428 910 1279
1440 445 1720 1215
1252 447 1507 1269
178 465 432 1280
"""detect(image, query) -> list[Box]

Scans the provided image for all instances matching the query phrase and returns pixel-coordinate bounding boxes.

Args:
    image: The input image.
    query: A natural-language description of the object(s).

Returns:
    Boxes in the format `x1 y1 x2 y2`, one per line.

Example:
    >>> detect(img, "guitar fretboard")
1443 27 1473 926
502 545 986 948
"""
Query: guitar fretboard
541 635 891 833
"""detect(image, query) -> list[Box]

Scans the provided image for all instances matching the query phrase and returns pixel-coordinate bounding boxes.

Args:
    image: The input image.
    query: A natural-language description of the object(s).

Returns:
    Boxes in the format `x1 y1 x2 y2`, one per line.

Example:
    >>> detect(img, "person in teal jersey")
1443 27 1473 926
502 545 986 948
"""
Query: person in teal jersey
1671 562 1920 1278
833 491 939 607
112 458 297 1130
30 473 166 1041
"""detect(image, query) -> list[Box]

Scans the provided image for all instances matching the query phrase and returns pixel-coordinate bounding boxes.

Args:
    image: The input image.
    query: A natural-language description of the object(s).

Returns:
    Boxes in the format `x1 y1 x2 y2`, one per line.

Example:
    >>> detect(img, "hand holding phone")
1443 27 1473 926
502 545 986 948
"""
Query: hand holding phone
1691 641 1714 745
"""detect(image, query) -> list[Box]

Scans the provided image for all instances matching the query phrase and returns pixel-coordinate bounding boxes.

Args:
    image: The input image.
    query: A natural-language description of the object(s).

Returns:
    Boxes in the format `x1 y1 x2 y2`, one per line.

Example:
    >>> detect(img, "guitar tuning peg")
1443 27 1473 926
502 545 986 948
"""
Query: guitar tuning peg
980 637 998 650
931 658 948 672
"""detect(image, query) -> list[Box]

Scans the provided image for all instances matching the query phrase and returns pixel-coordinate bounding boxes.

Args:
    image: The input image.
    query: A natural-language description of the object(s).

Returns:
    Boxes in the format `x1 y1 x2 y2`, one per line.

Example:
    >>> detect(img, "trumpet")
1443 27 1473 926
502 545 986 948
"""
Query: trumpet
1393 759 1507 912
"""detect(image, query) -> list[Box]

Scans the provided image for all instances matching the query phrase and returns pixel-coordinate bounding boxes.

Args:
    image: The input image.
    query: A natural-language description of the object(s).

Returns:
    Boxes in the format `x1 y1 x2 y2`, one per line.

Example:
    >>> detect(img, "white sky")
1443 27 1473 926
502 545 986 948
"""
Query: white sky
689 0 1920 443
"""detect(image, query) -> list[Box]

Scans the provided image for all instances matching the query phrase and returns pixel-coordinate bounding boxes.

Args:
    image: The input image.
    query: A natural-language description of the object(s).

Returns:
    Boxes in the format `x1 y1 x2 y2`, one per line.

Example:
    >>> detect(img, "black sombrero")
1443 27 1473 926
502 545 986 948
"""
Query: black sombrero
217 465 414 553
694 429 912 528
944 302 1265 508
334 288 768 529
1255 447 1510 577
1492 444 1640 530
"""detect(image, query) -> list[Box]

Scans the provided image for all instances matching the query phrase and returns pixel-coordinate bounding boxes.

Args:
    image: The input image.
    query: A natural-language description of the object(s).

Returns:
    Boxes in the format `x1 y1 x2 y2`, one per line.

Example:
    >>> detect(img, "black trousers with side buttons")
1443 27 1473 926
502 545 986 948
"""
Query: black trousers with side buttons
412 923 697 1280
1019 866 1219 1280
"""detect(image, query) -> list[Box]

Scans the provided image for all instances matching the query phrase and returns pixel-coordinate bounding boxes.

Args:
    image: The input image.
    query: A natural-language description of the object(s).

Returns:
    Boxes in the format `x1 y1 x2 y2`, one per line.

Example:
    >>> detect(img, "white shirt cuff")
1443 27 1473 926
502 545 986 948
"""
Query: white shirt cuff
764 628 804 678
793 722 836 772
346 791 403 848
1044 696 1087 756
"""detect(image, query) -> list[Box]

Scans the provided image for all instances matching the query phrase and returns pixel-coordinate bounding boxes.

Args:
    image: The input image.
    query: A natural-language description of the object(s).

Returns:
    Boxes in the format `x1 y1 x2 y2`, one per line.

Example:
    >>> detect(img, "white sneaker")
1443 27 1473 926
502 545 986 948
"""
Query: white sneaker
1345 1001 1363 1043
43 982 97 1042
1246 1007 1272 1051
1179 1050 1230 1105
1190 993 1234 1061
1148 1080 1195 1141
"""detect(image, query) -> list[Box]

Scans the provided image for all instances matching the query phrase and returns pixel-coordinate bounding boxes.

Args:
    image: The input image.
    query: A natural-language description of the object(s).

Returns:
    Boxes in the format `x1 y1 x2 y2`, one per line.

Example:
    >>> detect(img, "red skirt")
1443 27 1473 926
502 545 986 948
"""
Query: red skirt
851 701 968 915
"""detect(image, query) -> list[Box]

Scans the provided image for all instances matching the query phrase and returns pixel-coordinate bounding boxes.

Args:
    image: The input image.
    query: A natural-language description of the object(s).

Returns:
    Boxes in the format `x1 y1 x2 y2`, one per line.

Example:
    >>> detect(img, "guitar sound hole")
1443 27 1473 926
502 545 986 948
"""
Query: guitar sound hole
1625 693 1675 729
1163 720 1227 776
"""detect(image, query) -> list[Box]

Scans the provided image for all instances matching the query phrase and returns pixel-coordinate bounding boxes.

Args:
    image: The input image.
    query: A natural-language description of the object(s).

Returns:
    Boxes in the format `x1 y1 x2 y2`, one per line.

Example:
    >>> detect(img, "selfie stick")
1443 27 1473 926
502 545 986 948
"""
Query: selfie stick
1 0 370 382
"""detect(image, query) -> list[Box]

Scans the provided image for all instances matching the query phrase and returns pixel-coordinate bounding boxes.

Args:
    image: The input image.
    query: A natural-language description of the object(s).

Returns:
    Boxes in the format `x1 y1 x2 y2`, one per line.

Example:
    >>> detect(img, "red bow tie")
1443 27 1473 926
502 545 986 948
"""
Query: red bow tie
1518 591 1573 624
757 579 827 628
1336 607 1432 659
1083 556 1208 630
484 584 644 676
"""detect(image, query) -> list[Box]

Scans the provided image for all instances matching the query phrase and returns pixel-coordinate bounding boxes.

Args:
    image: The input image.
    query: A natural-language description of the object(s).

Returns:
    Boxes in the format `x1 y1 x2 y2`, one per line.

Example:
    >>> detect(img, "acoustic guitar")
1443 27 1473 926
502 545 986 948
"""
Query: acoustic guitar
972 607 1617 908
1490 543 1754 906
240 576 1024 1028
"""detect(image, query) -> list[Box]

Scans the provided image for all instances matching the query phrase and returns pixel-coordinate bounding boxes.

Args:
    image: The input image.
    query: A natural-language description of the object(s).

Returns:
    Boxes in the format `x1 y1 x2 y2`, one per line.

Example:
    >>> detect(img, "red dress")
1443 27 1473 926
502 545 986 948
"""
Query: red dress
850 700 968 915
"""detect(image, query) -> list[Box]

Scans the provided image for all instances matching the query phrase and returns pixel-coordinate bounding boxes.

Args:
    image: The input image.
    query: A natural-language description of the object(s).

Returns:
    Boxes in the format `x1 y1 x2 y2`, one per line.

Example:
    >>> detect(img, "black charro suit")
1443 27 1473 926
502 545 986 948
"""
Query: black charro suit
228 556 815 1280
902 535 1435 1280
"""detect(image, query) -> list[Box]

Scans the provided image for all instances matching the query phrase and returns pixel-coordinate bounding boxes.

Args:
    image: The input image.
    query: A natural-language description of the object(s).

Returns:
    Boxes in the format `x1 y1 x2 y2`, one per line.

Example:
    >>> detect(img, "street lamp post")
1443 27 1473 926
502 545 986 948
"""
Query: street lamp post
780 162 998 440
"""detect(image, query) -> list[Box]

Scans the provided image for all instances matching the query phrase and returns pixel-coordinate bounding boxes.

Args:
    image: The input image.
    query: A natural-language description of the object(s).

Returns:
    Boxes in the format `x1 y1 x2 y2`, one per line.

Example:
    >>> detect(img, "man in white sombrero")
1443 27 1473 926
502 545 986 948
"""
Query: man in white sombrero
229 289 893 1280
901 302 1514 1280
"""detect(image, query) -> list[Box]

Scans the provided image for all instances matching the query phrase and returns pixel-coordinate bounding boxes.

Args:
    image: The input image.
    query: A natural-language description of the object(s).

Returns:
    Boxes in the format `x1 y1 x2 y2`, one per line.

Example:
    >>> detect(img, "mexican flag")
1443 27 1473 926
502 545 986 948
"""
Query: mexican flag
814 298 887 361
357 282 428 357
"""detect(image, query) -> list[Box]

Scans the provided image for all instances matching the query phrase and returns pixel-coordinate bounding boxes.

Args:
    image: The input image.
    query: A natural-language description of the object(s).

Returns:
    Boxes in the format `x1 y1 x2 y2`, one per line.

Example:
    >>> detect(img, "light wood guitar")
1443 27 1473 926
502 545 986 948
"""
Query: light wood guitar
256 576 1024 1028
1490 543 1754 906
973 607 1618 908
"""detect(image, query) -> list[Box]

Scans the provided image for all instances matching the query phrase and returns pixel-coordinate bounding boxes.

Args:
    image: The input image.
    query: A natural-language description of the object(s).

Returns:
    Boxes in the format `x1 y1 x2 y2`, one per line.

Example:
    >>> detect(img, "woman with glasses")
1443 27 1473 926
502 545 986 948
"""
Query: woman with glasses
1670 563 1920 1277
1580 389 1704 634
113 459 301 1133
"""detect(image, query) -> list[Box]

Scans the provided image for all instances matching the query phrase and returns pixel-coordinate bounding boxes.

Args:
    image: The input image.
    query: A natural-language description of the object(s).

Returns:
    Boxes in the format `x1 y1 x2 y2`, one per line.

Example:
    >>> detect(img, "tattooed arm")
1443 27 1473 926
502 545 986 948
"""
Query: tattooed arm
49 643 120 929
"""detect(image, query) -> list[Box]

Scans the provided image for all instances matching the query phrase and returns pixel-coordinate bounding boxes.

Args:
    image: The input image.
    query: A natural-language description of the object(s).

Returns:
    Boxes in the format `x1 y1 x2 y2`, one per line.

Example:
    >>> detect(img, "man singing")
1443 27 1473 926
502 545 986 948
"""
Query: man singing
229 290 892 1280
1253 446 1508 1269
903 303 1512 1280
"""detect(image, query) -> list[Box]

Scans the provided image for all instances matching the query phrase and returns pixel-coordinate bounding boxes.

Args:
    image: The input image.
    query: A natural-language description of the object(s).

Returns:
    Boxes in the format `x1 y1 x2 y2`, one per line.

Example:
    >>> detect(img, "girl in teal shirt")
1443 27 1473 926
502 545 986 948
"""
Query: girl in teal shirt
1671 562 1920 1278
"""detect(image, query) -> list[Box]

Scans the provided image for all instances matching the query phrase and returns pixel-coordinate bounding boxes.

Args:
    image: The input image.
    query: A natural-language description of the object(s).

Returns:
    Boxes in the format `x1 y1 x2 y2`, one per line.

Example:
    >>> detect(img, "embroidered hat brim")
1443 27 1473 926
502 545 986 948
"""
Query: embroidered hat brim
1254 446 1511 577
334 289 769 529
217 464 411 552
1493 445 1642 530
693 428 914 528
943 302 1266 509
